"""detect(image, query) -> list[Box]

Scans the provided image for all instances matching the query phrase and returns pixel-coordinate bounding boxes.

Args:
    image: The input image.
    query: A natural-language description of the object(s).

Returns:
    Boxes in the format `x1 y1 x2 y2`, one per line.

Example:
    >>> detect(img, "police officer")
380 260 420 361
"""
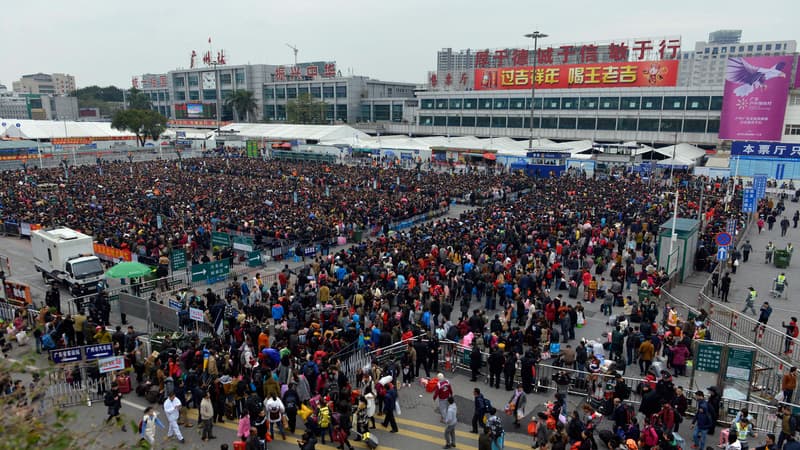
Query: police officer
742 286 757 315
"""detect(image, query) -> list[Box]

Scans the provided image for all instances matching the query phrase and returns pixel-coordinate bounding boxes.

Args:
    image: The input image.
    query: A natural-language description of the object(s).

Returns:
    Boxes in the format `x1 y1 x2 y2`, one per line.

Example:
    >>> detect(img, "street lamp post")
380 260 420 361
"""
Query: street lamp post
524 31 548 150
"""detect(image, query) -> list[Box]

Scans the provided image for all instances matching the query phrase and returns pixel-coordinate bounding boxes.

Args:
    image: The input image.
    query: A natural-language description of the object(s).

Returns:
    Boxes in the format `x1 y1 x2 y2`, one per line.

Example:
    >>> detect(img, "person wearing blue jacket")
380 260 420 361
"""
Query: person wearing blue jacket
691 390 713 450
380 383 399 433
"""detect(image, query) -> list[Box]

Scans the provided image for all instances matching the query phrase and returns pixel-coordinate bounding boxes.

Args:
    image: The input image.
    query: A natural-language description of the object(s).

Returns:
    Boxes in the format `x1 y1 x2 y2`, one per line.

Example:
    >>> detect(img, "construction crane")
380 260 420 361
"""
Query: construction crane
285 43 298 66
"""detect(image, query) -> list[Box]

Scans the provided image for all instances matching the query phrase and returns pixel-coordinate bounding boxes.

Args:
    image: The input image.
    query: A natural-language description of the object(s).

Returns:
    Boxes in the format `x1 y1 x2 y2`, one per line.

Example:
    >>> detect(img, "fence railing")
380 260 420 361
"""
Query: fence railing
45 367 112 408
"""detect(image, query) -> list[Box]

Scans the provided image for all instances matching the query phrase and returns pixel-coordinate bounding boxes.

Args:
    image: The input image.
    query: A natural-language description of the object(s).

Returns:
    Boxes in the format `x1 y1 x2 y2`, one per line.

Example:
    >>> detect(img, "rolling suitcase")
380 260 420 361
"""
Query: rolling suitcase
569 284 579 299
116 374 132 394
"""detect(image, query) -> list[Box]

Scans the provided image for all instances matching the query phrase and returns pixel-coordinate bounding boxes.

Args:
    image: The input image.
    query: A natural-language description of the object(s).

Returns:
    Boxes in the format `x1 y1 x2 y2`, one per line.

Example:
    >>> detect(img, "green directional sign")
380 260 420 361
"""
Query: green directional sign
212 231 231 247
726 348 755 381
695 343 722 373
233 235 254 252
171 249 187 271
192 258 231 283
247 251 262 267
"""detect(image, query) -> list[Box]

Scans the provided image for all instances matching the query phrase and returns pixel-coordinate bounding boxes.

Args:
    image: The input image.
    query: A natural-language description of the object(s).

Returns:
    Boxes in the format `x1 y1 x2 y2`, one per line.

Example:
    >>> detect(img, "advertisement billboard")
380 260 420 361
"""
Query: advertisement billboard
796 55 800 89
718 56 793 141
186 103 204 118
473 60 678 91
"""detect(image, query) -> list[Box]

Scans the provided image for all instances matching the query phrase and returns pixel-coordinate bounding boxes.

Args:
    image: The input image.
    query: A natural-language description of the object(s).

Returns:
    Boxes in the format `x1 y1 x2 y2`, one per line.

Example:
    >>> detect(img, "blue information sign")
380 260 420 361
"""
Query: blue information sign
169 299 183 310
85 343 114 360
726 219 737 234
742 188 757 213
717 246 729 261
732 141 800 159
51 346 82 364
753 174 768 200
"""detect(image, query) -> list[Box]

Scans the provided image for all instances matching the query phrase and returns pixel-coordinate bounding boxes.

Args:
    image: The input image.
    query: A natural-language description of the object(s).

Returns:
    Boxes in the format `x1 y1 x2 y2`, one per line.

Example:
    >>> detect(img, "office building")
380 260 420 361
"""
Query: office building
12 73 76 96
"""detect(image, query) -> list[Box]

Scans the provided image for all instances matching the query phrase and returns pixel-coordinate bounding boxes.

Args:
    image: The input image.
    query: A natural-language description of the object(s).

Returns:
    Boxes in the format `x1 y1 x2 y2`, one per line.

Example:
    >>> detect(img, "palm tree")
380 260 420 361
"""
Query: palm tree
224 89 258 122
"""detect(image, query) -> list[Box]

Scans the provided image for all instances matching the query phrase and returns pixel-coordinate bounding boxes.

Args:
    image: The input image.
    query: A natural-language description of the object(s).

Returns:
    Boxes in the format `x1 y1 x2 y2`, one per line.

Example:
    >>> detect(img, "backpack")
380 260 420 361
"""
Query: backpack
483 397 493 415
269 404 281 421
41 333 56 351
642 425 659 447
446 326 458 341
438 381 453 399
319 406 331 428
104 391 115 407
792 324 799 338
488 416 504 438
527 420 538 436
376 383 387 397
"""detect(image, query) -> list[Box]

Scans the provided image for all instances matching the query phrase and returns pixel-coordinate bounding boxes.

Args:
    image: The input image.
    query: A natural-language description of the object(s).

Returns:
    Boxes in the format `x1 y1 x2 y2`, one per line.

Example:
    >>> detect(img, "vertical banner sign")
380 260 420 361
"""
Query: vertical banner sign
719 56 793 141
741 188 757 213
170 248 187 271
753 174 768 200
211 231 231 248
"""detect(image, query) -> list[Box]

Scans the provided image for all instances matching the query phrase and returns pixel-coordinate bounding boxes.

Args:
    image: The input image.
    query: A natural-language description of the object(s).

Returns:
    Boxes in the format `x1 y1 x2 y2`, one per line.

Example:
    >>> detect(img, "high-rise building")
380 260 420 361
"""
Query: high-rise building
12 73 76 96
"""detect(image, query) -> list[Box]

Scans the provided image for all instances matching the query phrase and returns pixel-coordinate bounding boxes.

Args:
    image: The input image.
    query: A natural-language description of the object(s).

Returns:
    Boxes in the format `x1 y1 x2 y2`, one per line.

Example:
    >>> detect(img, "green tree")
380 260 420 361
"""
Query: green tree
74 85 125 117
224 89 258 122
126 88 152 110
286 93 328 124
111 109 168 147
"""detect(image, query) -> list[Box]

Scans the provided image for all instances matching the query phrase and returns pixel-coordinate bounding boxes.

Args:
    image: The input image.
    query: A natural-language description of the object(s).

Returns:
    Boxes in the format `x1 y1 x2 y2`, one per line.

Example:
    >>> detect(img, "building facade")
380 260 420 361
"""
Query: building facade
12 73 76 96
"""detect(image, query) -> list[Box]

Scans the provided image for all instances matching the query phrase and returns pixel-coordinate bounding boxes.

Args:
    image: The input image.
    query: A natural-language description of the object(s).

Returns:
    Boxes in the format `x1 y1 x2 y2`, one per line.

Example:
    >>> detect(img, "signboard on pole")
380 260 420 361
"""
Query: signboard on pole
189 307 204 322
85 343 114 360
211 231 231 247
50 346 82 364
247 251 262 267
742 188 757 213
726 219 737 235
695 343 723 373
726 348 756 381
98 355 126 374
715 232 732 247
191 258 230 283
753 174 768 199
716 246 729 261
170 249 187 271
232 235 254 252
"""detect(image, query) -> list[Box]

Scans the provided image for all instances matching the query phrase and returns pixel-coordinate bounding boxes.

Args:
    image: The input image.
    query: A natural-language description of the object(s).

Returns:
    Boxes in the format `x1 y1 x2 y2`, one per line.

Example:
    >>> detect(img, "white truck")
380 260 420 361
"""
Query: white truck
32 227 105 295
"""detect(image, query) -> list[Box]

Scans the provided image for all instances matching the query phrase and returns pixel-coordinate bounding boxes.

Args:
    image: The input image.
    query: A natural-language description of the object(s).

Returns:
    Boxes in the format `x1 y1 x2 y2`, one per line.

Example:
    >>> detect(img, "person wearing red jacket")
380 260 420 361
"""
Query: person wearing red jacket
433 373 453 421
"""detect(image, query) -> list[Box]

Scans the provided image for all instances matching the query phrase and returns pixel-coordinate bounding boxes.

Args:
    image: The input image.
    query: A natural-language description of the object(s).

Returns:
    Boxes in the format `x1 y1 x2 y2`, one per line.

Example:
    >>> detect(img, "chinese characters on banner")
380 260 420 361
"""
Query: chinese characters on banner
718 55 793 141
473 60 679 91
469 38 680 69
731 141 800 159
273 63 336 81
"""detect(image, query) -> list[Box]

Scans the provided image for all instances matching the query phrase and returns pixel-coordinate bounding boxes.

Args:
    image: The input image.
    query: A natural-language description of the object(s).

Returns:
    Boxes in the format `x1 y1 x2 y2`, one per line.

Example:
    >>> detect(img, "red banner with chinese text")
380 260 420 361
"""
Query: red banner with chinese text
93 243 132 262
473 60 678 90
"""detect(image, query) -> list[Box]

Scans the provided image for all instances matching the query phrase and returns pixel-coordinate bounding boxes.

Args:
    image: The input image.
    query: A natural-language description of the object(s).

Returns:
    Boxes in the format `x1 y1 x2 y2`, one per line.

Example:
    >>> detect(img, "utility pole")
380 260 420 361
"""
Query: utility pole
524 31 548 151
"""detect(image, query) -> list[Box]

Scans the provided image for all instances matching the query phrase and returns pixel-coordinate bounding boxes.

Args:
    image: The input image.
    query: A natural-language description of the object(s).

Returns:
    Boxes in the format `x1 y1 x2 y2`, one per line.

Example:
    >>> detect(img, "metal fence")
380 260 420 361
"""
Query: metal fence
45 366 112 408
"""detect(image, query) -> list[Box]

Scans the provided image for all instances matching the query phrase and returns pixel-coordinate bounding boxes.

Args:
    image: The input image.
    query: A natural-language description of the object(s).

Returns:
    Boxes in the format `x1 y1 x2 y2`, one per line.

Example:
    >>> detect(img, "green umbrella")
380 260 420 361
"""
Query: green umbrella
105 261 153 279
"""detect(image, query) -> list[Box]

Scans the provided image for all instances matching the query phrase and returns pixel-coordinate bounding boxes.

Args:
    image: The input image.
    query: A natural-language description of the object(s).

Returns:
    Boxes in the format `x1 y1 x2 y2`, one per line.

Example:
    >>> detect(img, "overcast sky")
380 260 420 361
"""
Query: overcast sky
2 0 795 89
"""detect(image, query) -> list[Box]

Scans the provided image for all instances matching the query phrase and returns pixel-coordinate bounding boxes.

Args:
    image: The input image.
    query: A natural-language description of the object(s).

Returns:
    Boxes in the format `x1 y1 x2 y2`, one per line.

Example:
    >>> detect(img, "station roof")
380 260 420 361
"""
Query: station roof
0 120 135 140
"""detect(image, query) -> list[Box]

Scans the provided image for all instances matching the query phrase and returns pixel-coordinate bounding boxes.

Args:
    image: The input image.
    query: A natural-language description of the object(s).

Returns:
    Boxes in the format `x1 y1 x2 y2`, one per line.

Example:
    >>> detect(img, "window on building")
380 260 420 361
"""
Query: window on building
336 106 348 122
617 118 637 131
463 98 476 109
479 99 493 109
704 48 710 54
461 116 476 127
360 104 371 121
275 88 286 99
524 117 539 129
433 116 446 126
686 96 709 110
544 99 560 110
310 86 321 98
747 45 754 51
766 44 772 51
577 118 596 130
220 73 232 84
323 86 334 98
791 95 800 105
507 117 523 128
706 119 720 133
476 116 490 127
541 117 558 128
175 91 186 101
663 96 685 110
435 99 448 109
275 104 286 120
298 85 309 95
374 105 390 121
712 47 718 54
710 96 724 110
491 116 507 128
447 116 461 127
173 76 185 87
638 118 659 131
561 97 578 110
684 119 706 133
420 99 435 109
785 125 800 135
558 117 577 129
336 85 347 98
526 98 543 109
264 88 274 99
188 74 199 87
420 116 433 126
739 46 745 52
264 105 275 120
660 119 681 132
189 90 200 100
235 69 245 84
600 97 619 110
597 118 616 130
641 97 662 110
720 47 726 53
620 97 640 110
510 98 526 109
493 98 508 110
448 99 462 109
579 97 598 110
756 44 763 51
286 87 297 99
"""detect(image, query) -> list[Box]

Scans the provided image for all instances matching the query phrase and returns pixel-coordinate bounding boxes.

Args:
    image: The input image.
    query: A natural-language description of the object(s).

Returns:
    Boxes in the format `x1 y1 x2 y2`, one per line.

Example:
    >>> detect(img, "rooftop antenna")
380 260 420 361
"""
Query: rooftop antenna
285 43 298 65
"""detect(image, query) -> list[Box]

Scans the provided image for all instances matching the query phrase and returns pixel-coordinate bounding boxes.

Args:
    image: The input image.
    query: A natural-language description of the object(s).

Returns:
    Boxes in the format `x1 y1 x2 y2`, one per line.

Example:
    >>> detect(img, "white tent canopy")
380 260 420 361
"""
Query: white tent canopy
0 119 135 140
652 143 706 163
219 123 368 144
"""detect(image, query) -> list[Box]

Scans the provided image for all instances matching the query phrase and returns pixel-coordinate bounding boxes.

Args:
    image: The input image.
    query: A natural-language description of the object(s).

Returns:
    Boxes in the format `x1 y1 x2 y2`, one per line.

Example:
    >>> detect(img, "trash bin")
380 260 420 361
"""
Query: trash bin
774 249 791 269
352 229 363 243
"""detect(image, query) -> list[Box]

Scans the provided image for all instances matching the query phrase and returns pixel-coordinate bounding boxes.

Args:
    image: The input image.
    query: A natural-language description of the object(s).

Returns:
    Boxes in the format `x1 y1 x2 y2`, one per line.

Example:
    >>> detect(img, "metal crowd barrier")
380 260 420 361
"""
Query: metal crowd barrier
45 371 111 408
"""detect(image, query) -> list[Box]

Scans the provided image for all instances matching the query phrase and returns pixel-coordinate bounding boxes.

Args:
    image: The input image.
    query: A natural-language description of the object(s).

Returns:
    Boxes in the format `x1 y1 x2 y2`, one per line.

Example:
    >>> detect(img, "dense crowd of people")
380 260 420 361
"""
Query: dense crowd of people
3 156 770 450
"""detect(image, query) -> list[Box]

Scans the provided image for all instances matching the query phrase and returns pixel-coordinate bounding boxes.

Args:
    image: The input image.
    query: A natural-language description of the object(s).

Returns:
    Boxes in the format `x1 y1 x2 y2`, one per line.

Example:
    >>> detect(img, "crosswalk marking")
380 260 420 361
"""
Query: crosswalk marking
183 409 396 450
